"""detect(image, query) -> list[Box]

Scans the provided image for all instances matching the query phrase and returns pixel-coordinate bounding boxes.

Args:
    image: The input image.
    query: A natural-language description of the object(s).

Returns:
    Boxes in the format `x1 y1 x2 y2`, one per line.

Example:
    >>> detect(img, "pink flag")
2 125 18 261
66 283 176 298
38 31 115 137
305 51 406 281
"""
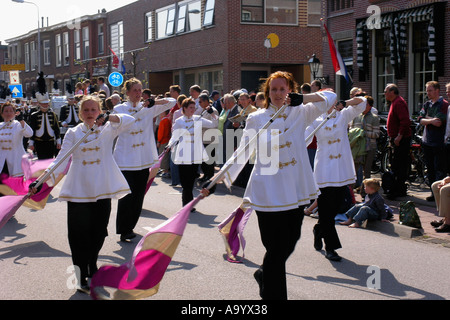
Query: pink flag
218 206 253 263
0 195 29 230
145 149 168 194
90 194 203 300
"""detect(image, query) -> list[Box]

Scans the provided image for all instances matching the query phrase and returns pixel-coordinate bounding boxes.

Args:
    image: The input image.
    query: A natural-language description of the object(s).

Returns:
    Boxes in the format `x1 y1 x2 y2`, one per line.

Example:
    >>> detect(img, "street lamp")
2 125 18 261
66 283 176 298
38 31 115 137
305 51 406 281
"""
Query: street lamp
12 0 41 73
308 53 329 85
308 54 321 81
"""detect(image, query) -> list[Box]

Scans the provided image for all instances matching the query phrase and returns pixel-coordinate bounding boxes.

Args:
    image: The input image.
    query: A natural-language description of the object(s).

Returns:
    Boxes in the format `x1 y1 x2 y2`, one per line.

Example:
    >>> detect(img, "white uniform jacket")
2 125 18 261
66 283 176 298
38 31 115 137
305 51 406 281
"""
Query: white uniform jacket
169 114 219 164
113 98 176 171
0 120 33 177
46 114 135 203
306 97 367 188
223 91 337 212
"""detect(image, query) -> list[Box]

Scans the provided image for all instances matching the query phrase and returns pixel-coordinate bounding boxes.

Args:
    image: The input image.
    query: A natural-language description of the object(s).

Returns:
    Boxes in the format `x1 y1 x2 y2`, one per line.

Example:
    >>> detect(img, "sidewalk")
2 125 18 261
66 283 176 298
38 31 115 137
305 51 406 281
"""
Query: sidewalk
355 179 450 244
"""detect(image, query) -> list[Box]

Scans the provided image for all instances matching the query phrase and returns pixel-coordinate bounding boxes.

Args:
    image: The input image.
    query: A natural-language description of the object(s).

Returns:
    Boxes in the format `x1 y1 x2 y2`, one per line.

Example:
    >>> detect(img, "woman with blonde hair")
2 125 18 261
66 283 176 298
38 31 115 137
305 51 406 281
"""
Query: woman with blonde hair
30 95 135 293
213 71 336 300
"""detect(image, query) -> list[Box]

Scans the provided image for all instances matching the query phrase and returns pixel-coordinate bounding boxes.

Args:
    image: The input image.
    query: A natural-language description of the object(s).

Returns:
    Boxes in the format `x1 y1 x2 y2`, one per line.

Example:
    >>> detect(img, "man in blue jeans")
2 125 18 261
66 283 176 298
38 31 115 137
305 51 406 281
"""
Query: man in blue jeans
418 81 449 201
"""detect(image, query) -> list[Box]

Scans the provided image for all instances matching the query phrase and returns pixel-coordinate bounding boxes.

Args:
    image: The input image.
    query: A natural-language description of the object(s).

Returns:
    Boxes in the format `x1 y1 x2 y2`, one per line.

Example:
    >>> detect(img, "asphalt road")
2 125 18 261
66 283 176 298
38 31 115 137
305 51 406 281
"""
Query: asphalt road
1 176 450 301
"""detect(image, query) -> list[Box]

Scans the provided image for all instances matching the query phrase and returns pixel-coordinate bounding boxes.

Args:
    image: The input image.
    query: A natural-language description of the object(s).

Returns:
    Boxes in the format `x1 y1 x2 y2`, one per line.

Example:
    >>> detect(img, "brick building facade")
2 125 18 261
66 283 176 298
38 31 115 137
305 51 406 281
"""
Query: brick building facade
322 0 449 115
5 0 324 98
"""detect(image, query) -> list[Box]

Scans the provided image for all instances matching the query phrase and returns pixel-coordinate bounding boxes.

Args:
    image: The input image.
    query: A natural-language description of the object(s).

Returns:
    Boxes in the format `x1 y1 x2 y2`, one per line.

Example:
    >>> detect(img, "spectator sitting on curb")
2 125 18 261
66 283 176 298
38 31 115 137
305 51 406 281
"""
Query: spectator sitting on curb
430 176 450 232
340 179 388 228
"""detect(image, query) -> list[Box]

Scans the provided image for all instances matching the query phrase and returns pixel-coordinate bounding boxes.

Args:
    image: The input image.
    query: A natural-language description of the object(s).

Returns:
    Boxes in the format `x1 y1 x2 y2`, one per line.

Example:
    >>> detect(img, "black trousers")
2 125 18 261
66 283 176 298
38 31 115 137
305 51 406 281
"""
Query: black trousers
422 144 447 188
67 199 111 283
201 143 215 180
116 169 150 235
179 164 199 206
391 137 411 195
34 140 56 160
315 186 345 251
255 207 304 300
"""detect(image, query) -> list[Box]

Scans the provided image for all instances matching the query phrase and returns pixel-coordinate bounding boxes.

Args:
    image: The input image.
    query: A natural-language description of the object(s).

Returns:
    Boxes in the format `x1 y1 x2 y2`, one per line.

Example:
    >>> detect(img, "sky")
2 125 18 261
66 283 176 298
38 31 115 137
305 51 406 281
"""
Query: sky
1 0 138 45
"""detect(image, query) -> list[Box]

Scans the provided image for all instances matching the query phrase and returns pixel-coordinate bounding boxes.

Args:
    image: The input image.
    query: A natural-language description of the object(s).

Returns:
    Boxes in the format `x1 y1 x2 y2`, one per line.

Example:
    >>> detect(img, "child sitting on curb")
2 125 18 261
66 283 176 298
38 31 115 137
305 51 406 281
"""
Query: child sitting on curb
340 179 388 228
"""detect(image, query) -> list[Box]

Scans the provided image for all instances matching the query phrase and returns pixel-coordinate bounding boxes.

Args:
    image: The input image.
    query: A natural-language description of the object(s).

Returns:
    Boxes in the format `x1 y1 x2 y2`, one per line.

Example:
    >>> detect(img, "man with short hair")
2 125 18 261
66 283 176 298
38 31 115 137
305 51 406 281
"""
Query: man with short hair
418 81 449 201
385 83 411 199
311 80 322 93
97 77 110 97
219 94 240 164
169 85 181 100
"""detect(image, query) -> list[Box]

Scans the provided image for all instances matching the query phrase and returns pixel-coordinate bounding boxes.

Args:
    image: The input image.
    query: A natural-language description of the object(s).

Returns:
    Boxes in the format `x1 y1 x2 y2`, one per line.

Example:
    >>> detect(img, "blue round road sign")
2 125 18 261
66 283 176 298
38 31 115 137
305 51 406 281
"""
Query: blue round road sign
108 72 124 87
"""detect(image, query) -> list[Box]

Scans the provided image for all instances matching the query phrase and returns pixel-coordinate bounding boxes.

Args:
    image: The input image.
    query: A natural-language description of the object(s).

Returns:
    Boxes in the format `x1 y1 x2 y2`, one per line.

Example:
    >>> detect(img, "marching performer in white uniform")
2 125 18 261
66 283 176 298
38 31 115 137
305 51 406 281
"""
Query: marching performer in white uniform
169 97 218 208
215 71 336 300
113 78 176 241
306 96 366 261
31 95 135 293
0 102 33 177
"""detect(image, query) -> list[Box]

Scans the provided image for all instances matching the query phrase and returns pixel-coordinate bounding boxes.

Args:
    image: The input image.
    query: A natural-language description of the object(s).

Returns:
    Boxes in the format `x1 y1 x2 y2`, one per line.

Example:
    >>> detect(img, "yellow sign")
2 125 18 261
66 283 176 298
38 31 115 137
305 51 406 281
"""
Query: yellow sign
1 64 25 72
265 33 280 49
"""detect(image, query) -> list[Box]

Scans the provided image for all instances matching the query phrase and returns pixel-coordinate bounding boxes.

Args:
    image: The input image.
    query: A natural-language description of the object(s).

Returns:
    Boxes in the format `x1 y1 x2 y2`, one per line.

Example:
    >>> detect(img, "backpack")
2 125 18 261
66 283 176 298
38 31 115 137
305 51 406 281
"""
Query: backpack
398 201 422 229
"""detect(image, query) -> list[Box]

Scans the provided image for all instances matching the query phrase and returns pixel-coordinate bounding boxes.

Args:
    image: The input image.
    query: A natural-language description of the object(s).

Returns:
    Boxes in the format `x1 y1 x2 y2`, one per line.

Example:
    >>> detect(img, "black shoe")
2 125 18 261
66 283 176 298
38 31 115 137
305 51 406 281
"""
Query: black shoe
313 227 322 251
191 208 196 213
431 219 445 228
325 250 342 262
76 279 90 294
120 232 137 242
253 268 263 299
435 224 450 233
426 195 435 202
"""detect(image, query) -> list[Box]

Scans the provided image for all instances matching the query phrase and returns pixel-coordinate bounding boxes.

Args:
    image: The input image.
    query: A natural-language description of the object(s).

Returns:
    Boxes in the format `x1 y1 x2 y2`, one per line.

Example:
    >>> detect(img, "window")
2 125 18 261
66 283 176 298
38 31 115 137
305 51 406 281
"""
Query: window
156 5 175 39
24 43 30 71
307 0 321 26
63 32 69 66
56 34 62 67
177 3 187 33
146 12 154 42
167 7 176 36
30 41 36 71
176 1 202 34
241 0 298 25
329 0 353 12
413 21 436 114
43 40 50 65
203 0 216 26
98 24 104 54
82 27 90 60
110 21 124 58
74 29 81 61
376 28 395 112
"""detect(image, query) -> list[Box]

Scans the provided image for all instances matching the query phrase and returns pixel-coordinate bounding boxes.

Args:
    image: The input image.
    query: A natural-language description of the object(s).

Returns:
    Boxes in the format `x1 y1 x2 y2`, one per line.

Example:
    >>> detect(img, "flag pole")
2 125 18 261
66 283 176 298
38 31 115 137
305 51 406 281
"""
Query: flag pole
30 123 100 191
305 108 337 143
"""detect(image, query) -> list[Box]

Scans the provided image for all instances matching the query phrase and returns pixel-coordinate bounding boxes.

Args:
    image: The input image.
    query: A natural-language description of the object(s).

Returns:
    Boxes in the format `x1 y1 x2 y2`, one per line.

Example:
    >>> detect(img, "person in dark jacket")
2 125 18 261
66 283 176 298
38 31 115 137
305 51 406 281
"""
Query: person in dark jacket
340 179 387 228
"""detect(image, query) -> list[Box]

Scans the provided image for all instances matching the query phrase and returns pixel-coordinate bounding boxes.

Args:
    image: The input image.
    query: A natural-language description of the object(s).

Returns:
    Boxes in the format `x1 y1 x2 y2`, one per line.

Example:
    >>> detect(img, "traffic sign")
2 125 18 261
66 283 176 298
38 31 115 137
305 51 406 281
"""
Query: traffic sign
9 71 20 85
9 84 23 98
108 72 124 87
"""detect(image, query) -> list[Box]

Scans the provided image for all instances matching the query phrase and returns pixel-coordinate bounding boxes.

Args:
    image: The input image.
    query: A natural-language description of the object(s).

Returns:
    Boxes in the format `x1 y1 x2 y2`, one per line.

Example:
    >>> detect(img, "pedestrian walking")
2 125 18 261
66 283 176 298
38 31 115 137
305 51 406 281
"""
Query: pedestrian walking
113 78 176 242
306 96 366 261
30 95 135 293
214 71 337 300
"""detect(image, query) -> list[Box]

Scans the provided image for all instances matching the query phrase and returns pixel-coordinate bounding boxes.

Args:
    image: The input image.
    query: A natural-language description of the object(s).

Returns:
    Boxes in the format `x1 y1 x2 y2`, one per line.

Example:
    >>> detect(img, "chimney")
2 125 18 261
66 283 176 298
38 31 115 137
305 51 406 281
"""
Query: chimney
47 17 49 27
41 17 44 28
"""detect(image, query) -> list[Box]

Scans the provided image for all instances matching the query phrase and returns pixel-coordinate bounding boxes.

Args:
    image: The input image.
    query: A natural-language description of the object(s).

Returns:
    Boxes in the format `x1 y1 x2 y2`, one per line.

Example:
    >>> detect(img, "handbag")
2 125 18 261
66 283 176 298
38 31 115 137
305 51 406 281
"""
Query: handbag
398 201 422 229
